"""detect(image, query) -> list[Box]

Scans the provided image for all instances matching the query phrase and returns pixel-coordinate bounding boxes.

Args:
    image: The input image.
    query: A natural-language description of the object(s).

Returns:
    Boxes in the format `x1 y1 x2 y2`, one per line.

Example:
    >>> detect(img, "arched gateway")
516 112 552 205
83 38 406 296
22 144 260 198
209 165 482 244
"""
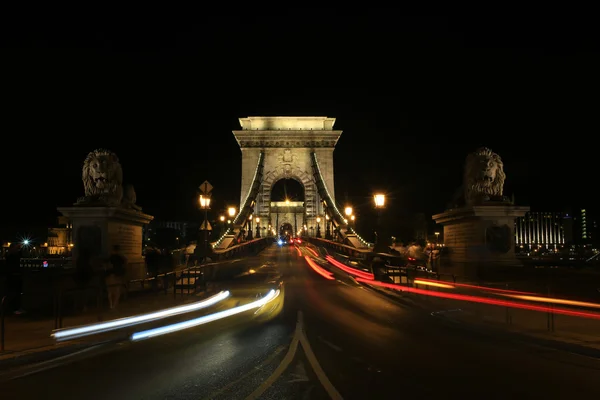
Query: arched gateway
235 116 339 232
213 116 370 249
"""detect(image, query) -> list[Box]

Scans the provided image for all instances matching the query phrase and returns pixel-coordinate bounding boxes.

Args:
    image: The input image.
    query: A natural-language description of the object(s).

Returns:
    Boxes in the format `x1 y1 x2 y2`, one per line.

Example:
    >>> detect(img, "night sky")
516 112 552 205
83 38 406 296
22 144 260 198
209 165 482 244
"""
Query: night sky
1 12 597 240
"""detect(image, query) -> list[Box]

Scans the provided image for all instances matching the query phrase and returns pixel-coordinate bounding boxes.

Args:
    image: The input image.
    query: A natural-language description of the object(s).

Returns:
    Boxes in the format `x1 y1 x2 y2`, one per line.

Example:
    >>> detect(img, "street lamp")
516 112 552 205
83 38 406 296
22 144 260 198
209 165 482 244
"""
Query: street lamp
247 214 253 240
435 232 440 247
373 193 386 252
316 216 322 238
345 206 353 217
228 207 236 218
220 215 225 235
199 194 212 262
374 194 385 208
255 216 261 238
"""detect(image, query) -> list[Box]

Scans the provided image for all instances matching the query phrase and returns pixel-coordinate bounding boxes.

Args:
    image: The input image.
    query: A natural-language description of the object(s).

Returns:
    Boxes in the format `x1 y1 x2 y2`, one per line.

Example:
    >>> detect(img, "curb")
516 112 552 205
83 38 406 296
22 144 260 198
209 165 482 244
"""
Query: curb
0 340 98 372
359 282 429 310
362 281 600 360
434 311 600 360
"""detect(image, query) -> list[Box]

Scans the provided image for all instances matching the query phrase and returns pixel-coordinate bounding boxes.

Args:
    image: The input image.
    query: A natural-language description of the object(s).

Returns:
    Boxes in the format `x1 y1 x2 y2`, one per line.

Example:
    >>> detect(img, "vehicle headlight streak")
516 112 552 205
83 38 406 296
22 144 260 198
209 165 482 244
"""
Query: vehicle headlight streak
130 289 280 341
52 291 230 341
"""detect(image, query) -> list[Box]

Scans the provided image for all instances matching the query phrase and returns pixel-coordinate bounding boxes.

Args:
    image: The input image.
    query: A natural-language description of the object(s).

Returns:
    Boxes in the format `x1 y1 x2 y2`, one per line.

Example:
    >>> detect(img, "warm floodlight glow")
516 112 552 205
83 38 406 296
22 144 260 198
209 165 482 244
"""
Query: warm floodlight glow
374 194 385 208
199 195 211 208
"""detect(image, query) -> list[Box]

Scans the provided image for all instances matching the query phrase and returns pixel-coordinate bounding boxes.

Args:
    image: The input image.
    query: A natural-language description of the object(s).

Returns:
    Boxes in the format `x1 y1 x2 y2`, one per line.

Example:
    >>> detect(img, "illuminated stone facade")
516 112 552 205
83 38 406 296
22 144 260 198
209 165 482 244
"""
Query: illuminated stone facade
47 216 72 255
233 117 341 230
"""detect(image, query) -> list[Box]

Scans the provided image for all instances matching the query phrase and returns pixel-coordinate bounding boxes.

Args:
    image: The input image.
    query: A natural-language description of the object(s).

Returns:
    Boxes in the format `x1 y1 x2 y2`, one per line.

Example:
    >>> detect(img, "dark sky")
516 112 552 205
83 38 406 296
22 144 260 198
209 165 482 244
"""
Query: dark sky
1 11 598 240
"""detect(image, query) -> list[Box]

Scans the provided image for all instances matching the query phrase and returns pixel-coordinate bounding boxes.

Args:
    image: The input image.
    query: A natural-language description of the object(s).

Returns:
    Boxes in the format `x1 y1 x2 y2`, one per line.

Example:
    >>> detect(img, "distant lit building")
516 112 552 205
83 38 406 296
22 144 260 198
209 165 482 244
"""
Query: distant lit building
515 211 570 250
46 216 73 255
575 208 598 245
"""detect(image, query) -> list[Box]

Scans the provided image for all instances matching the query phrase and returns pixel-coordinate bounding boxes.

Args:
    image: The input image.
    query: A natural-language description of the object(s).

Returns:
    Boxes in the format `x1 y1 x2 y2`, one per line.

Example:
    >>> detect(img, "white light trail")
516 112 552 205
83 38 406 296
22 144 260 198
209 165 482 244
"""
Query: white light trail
130 289 280 341
52 291 230 341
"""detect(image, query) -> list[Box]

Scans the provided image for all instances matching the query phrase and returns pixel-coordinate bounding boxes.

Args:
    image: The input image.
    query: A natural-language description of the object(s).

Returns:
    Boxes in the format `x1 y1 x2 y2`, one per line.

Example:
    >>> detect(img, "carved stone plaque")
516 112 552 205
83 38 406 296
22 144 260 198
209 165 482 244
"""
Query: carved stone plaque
485 225 511 253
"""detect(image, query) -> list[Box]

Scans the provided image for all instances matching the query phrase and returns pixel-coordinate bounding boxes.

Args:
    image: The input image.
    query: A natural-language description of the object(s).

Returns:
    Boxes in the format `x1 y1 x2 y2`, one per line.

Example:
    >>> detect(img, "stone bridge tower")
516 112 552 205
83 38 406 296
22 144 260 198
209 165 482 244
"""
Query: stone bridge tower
233 116 342 234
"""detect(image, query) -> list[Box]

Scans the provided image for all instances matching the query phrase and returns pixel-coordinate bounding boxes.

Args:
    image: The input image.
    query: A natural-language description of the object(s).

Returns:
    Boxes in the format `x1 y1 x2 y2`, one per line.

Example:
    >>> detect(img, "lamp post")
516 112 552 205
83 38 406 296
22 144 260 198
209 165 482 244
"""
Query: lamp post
247 214 253 240
227 207 236 236
316 217 322 238
373 193 387 253
199 194 211 262
435 232 440 247
325 214 331 239
345 206 353 233
345 206 353 219
255 217 261 238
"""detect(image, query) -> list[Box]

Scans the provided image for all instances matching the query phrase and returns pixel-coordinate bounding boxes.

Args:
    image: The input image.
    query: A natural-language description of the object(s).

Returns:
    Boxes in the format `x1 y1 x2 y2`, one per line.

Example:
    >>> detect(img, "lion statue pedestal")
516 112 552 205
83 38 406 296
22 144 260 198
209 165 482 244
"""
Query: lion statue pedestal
432 147 529 279
58 149 153 280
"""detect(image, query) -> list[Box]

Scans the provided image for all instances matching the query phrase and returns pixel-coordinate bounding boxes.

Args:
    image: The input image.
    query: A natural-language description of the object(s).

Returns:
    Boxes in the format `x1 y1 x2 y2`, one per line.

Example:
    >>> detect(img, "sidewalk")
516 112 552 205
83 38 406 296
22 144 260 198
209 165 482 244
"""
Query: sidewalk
363 282 600 354
0 289 206 362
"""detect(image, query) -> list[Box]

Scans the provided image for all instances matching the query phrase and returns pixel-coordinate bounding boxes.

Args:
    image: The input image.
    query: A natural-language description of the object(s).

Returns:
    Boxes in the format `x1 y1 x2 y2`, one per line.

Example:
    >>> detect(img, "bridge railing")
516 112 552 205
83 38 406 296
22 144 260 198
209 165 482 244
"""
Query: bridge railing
212 237 272 259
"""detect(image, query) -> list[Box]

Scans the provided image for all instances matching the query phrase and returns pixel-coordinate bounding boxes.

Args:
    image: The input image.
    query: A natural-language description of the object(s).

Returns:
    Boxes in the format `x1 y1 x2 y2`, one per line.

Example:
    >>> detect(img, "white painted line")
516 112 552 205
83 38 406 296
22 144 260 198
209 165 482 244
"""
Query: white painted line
245 311 343 400
245 315 302 399
2 342 111 381
297 311 343 400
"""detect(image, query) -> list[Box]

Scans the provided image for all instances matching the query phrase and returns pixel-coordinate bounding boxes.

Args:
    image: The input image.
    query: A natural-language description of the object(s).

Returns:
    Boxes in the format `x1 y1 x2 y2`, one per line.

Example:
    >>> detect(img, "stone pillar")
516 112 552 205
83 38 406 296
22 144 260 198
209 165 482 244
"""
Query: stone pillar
432 204 529 279
58 206 153 280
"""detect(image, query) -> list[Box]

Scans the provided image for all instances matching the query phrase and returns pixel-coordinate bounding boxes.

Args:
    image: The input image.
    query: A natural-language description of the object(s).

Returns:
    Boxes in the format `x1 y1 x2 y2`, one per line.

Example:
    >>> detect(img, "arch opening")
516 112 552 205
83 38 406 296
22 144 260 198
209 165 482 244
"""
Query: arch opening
270 178 304 202
280 223 294 237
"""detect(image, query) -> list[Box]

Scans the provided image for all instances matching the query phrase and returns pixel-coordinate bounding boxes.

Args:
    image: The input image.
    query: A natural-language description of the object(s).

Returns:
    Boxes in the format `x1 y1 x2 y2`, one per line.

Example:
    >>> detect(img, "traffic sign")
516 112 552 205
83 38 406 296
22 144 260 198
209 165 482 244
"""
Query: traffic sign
199 180 213 194
200 220 212 231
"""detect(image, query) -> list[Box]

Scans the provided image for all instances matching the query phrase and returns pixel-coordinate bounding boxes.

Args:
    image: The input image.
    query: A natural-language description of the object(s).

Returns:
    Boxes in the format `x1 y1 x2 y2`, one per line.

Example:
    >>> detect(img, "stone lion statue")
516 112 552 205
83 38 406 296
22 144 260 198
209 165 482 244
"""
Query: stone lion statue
463 147 506 205
79 149 123 205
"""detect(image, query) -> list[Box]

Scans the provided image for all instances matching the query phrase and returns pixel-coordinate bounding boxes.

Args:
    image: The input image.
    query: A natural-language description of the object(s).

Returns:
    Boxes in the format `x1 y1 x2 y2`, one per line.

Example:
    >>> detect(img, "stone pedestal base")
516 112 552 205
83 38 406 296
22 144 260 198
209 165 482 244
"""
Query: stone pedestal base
58 206 154 280
432 203 529 279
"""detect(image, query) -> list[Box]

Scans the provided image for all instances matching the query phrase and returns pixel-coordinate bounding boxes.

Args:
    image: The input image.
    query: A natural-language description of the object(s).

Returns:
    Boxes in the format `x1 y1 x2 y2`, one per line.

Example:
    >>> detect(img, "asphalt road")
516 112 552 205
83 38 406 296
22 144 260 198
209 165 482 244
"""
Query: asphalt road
3 243 600 399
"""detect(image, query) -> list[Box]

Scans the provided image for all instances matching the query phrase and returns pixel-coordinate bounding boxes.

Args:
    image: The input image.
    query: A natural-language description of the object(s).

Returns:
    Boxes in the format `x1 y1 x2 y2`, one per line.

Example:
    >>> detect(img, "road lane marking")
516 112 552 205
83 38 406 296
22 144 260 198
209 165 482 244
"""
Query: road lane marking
287 360 310 383
245 338 300 399
2 342 116 381
298 313 343 400
201 345 286 400
245 311 343 400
